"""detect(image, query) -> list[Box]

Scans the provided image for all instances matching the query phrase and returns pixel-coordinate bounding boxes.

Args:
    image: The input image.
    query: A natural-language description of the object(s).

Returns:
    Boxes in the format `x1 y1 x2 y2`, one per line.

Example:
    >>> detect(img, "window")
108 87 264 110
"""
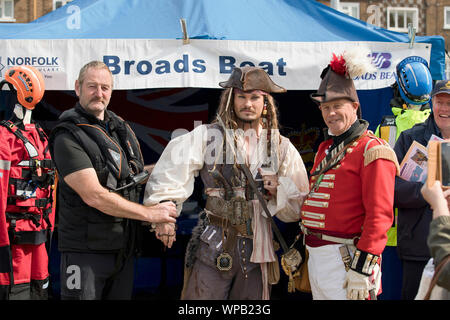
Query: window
54 0 73 10
339 2 360 20
444 7 450 30
0 0 14 22
387 7 418 33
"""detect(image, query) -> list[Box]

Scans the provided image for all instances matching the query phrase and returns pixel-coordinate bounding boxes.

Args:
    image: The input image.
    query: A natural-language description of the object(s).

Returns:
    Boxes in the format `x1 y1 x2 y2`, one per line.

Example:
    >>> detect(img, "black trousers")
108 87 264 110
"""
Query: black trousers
401 259 428 300
60 251 135 300
0 277 49 300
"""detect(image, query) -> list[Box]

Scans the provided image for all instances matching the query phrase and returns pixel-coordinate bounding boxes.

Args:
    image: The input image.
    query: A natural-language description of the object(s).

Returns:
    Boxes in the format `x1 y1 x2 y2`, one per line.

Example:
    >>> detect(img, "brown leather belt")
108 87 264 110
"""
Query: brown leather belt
207 213 252 238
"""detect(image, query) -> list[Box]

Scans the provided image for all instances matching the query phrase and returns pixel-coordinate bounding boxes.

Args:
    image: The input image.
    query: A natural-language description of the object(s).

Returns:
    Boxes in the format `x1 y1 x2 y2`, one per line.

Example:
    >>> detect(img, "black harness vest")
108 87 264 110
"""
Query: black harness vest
49 106 145 252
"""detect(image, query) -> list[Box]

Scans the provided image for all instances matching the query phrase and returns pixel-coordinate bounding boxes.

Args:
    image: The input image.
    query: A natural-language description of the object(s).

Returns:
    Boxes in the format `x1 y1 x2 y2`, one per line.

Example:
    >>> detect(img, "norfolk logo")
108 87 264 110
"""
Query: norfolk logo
4 56 61 73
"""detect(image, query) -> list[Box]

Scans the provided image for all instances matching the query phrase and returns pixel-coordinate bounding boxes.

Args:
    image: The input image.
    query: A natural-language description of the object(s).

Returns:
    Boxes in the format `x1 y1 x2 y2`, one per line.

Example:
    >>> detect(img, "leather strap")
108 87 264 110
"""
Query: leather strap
207 213 252 238
301 224 359 246
239 162 290 254
424 255 450 300
215 115 290 254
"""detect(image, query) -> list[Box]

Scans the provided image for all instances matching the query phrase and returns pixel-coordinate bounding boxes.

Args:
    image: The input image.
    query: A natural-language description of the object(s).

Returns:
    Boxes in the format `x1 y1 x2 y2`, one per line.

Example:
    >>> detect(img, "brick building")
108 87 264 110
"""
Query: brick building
320 0 450 78
320 1 450 42
0 0 71 23
3 1 450 44
2 0 449 76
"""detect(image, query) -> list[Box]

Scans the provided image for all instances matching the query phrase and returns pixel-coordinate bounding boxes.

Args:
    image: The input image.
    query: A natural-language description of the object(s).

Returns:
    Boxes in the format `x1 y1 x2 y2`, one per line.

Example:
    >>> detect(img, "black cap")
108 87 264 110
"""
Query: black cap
431 80 450 97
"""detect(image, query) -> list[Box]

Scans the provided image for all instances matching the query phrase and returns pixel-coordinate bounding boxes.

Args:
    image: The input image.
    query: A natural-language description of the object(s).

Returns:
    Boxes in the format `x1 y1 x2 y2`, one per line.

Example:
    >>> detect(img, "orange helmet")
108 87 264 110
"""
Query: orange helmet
3 66 45 110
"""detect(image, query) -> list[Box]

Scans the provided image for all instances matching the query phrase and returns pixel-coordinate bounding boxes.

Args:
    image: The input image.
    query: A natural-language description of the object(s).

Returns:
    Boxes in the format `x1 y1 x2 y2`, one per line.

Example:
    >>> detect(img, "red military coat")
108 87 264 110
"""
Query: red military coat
301 131 398 256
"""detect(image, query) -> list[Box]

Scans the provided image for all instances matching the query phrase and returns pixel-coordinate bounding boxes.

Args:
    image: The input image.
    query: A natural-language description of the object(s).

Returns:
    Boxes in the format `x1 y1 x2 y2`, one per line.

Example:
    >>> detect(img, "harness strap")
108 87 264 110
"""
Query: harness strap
0 120 39 158
17 159 53 168
6 212 41 227
7 197 51 208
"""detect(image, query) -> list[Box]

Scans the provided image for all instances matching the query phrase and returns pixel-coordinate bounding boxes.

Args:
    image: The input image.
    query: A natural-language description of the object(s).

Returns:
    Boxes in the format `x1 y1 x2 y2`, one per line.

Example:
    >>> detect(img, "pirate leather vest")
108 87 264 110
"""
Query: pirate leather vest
200 123 288 236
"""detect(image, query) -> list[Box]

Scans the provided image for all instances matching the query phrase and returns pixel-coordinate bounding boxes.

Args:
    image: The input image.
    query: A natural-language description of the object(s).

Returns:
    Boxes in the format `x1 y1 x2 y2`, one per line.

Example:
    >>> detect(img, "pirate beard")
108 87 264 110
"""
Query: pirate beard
235 114 261 126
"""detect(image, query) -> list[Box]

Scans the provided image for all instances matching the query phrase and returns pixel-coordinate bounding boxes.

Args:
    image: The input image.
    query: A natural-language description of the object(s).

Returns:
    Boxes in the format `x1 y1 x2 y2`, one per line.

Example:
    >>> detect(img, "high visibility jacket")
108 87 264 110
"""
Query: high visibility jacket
0 120 55 285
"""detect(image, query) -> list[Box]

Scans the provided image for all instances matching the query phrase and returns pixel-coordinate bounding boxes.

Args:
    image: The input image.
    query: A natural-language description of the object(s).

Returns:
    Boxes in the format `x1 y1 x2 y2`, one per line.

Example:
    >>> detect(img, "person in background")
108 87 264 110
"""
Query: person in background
375 56 433 300
394 80 450 299
420 180 450 294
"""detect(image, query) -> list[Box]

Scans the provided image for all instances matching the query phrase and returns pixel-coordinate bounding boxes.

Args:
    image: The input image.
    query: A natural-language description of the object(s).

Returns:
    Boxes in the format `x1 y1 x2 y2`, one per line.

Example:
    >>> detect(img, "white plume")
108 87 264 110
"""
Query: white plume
342 47 376 78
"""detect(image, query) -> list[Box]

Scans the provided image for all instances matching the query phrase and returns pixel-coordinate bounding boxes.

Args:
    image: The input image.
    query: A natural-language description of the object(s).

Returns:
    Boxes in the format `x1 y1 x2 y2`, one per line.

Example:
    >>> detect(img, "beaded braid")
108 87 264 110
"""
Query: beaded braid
263 95 280 162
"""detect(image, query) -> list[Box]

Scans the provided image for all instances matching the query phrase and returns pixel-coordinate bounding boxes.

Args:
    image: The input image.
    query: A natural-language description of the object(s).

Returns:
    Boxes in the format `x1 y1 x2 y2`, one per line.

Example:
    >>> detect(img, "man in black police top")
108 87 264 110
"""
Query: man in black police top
50 61 177 300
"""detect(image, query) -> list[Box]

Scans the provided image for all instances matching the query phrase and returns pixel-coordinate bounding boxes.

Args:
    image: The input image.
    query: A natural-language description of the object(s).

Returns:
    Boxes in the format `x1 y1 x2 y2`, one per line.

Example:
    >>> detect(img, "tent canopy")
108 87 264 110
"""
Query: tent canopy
0 0 445 79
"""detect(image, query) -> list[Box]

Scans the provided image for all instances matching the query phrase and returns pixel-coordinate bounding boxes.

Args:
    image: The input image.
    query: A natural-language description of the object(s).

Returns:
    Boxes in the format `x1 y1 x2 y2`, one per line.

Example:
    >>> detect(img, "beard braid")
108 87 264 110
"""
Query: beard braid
236 115 259 125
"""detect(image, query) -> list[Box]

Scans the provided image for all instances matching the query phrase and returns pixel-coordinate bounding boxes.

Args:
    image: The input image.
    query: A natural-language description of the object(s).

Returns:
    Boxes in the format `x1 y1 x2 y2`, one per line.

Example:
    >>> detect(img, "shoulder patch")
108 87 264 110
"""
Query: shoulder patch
363 139 400 175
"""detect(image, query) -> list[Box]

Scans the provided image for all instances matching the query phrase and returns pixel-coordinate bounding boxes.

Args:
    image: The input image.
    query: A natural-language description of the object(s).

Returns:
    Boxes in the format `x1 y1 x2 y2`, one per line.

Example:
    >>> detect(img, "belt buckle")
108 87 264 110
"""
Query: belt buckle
216 252 232 271
351 236 359 246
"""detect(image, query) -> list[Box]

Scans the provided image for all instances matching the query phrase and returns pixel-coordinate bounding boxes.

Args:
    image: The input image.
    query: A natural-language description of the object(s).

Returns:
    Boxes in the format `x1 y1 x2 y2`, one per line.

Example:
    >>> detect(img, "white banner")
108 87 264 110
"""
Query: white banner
0 39 430 91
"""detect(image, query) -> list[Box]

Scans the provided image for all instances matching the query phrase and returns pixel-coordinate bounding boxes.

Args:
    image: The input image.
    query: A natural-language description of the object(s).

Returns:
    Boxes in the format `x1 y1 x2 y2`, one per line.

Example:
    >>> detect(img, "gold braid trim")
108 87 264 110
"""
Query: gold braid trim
364 144 400 175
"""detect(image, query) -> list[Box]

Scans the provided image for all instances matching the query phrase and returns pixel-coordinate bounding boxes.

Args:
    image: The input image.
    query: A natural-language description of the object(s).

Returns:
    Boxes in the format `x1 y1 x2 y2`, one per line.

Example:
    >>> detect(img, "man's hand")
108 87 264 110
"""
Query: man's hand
143 163 156 175
259 168 278 199
155 223 177 249
145 201 177 224
421 181 450 219
155 223 177 248
343 269 371 300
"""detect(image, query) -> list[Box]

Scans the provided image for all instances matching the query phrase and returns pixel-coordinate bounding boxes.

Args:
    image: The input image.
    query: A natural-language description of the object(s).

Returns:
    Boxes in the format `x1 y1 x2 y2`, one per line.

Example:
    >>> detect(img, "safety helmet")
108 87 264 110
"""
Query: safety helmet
395 56 432 105
1 66 45 110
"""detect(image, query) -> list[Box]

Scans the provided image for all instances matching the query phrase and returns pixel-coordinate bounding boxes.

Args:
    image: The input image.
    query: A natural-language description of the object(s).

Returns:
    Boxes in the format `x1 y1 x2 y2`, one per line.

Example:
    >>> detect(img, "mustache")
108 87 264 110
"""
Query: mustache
89 98 105 104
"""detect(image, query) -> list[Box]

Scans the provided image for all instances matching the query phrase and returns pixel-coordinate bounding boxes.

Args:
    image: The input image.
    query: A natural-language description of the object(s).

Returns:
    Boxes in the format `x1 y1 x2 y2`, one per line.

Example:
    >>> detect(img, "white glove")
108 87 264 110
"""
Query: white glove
343 269 370 300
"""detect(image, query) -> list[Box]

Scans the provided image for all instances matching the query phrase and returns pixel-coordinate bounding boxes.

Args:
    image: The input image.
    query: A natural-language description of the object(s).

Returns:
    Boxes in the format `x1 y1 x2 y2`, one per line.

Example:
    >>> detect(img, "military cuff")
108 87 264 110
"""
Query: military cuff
350 249 379 276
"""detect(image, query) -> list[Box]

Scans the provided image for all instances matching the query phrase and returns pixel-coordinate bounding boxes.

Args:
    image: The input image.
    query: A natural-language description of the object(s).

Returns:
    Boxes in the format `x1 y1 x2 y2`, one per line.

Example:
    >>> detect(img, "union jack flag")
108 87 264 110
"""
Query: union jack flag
40 88 210 163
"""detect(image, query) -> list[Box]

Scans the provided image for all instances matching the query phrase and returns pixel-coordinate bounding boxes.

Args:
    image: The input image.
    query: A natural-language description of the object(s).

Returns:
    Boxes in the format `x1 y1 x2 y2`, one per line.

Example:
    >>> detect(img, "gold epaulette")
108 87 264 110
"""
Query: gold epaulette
363 138 400 175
